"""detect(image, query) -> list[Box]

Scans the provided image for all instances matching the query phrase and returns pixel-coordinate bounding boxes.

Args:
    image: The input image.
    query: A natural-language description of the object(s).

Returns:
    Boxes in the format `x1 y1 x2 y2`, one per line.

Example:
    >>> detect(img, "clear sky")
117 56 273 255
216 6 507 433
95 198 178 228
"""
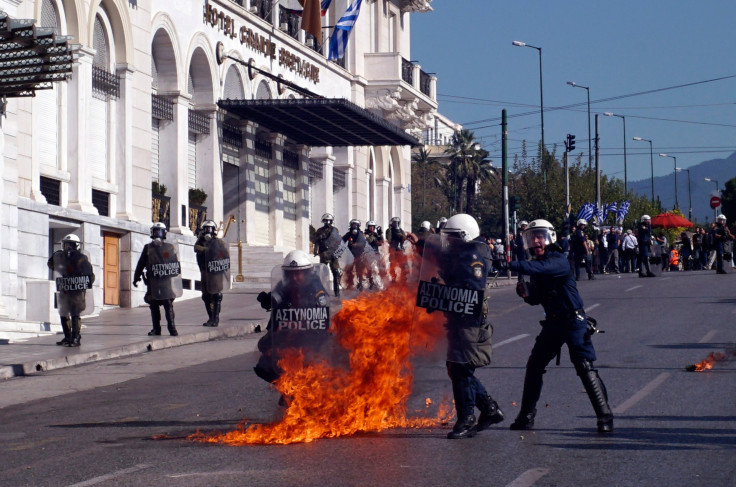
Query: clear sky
410 0 736 187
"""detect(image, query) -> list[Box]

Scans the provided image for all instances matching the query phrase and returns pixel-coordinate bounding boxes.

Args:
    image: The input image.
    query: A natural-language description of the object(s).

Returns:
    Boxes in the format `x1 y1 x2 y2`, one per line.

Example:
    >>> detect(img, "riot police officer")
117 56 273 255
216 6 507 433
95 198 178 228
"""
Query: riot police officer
364 220 384 252
711 214 732 274
572 219 594 280
513 220 529 262
311 213 342 296
343 219 370 290
386 216 408 282
194 220 230 327
509 219 613 433
47 234 95 347
637 215 656 277
133 223 181 336
436 216 448 233
254 250 330 385
421 214 504 439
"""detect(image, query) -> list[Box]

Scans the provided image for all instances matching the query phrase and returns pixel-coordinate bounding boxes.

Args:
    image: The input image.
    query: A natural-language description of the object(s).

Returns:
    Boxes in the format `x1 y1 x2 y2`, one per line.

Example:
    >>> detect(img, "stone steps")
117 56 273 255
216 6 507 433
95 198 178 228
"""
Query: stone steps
0 320 60 343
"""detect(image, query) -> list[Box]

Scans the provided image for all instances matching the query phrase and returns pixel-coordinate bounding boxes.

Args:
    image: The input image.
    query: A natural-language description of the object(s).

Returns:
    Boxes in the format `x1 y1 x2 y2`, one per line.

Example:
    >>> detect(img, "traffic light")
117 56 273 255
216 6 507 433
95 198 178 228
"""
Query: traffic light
511 195 521 211
565 134 576 152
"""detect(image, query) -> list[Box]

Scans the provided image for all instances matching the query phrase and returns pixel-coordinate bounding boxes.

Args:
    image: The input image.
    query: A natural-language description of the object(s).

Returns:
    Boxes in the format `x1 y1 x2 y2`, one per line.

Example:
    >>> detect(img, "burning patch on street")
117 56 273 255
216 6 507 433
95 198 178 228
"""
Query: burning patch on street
189 282 454 445
685 348 736 372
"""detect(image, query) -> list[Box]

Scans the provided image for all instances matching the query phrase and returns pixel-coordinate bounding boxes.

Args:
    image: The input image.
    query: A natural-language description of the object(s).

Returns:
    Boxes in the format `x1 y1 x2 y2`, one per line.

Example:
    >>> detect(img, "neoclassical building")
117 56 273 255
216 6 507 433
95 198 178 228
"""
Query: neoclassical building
0 0 450 326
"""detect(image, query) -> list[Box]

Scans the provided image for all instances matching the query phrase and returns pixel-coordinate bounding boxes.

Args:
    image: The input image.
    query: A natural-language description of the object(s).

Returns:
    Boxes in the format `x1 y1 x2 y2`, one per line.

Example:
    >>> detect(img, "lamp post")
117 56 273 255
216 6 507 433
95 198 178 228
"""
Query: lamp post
633 137 654 203
704 177 720 220
603 112 627 194
659 153 678 210
567 81 591 168
513 41 545 172
676 167 692 222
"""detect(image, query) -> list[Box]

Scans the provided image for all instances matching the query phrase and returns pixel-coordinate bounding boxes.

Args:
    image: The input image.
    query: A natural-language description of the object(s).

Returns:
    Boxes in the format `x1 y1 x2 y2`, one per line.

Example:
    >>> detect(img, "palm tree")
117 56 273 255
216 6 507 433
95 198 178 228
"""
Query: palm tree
464 148 494 216
445 129 480 214
411 147 435 208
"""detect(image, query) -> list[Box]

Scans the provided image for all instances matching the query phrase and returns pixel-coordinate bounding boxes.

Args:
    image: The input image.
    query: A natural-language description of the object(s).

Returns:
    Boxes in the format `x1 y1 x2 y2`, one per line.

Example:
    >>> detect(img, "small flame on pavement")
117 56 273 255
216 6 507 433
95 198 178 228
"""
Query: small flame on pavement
686 349 736 372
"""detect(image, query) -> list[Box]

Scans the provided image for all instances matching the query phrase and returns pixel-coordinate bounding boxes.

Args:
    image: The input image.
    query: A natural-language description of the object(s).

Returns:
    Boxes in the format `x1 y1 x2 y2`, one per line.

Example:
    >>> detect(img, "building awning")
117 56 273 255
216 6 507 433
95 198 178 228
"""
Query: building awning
218 98 420 147
0 11 77 98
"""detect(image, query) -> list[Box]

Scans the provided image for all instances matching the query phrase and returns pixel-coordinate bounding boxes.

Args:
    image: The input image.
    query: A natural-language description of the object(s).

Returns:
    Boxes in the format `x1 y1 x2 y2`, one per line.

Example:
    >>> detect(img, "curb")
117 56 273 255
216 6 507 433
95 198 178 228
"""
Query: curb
0 321 262 380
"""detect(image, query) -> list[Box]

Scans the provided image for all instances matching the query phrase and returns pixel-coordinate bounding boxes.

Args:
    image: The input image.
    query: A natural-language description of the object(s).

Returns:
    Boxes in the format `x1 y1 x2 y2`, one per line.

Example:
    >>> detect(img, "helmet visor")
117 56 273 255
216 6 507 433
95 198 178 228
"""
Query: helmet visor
522 227 554 252
151 227 167 240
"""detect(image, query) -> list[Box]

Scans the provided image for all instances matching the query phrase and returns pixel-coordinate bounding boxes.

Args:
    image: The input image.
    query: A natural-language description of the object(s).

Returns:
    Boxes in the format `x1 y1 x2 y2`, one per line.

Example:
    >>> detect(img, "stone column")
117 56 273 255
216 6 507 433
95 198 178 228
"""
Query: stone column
241 121 257 244
160 93 193 235
115 64 136 221
67 47 97 213
269 133 285 247
296 145 310 251
309 147 334 226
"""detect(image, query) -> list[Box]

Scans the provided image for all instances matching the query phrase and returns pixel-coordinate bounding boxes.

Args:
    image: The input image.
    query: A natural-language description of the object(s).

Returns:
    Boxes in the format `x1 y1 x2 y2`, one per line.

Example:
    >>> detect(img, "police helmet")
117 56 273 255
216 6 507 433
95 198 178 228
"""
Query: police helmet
577 218 587 226
641 214 651 222
349 219 361 229
150 222 167 240
420 221 431 230
202 220 217 238
716 214 726 223
62 233 81 252
321 213 334 225
522 219 557 256
440 213 480 242
282 250 313 271
366 220 376 230
518 220 529 229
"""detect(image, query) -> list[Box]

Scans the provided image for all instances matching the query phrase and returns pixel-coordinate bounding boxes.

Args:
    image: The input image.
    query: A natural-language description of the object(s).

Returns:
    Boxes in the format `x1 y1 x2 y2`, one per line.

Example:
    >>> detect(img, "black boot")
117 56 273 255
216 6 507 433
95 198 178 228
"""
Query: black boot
57 317 72 346
509 409 537 430
201 294 213 327
164 300 178 336
447 414 477 439
204 294 221 327
148 304 162 336
333 280 340 297
476 394 505 431
67 316 81 347
576 360 614 433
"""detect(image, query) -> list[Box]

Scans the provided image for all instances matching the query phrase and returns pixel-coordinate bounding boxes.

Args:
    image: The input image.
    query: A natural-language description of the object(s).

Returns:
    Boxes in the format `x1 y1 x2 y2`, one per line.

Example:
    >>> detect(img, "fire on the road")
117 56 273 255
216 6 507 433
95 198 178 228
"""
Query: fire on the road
685 349 736 372
190 281 454 445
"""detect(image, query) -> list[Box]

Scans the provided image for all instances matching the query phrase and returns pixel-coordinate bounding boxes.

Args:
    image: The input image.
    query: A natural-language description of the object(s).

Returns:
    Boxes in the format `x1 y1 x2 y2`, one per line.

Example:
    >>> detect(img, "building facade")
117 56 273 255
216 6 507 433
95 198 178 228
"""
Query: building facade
0 0 444 324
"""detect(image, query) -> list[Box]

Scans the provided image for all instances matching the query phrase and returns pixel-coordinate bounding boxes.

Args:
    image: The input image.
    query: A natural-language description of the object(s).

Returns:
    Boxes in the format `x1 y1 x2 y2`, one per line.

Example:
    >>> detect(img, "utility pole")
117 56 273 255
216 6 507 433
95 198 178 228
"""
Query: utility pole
502 109 510 279
595 114 601 218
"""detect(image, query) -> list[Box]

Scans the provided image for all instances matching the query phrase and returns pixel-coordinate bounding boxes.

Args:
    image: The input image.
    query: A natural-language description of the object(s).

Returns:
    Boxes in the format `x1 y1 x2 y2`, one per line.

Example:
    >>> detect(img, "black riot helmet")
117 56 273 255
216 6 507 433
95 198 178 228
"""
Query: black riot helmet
150 222 167 241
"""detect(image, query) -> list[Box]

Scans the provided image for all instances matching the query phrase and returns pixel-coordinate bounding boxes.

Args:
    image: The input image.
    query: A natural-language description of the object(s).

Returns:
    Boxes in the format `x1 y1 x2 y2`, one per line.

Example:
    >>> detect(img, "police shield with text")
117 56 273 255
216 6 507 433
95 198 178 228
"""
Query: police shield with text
416 214 504 439
311 213 343 297
194 220 231 327
133 223 182 336
254 250 331 390
47 234 95 347
343 219 373 290
509 219 613 433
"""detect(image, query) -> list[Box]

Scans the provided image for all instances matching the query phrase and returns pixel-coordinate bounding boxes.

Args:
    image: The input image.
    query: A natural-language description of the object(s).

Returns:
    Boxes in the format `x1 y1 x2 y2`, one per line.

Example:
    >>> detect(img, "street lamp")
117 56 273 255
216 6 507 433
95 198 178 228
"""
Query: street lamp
659 153 678 210
513 41 545 172
603 112 628 194
705 177 720 220
567 81 591 168
633 136 654 203
676 167 692 222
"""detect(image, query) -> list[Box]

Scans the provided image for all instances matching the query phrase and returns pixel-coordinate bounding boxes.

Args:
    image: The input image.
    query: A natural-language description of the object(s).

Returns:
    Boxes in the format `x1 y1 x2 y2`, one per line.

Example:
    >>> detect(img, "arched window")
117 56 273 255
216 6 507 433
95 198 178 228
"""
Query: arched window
256 80 272 100
89 11 116 182
224 66 244 100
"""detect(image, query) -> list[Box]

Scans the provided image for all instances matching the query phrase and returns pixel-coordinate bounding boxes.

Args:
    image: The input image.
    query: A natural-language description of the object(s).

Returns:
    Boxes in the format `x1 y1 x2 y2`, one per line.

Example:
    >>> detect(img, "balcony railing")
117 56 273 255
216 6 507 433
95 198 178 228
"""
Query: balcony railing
92 65 120 100
279 8 300 39
419 69 431 97
401 58 413 85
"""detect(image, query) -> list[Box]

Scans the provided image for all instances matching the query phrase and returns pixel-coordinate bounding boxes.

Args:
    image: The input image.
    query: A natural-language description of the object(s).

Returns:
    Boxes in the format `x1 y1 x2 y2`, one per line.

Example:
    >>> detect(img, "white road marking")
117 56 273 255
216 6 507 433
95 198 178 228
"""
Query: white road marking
585 303 600 313
505 468 551 487
613 329 717 414
625 285 642 292
493 334 530 348
67 464 151 487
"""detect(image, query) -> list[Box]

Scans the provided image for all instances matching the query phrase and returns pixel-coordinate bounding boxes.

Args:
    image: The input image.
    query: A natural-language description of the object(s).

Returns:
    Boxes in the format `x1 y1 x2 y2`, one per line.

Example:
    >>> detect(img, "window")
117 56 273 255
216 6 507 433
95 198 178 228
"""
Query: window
36 0 61 172
40 176 61 206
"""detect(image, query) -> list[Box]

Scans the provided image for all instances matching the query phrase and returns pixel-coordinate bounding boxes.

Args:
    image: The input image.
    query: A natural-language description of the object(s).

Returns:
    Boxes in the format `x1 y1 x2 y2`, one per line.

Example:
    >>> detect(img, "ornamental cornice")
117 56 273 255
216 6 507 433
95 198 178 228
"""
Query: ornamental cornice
366 87 434 132
398 0 433 13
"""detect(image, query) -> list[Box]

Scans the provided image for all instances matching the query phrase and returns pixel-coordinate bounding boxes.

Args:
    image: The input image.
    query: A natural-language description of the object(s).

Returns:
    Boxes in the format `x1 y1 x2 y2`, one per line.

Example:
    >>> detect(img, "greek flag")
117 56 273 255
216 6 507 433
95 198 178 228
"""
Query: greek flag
604 202 618 219
328 0 363 60
616 200 630 222
576 202 595 222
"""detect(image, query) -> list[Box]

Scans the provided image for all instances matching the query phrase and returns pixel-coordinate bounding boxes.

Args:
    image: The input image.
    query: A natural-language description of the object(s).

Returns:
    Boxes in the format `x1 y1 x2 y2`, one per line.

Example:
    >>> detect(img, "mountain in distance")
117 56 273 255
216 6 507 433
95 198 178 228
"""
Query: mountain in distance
626 151 736 224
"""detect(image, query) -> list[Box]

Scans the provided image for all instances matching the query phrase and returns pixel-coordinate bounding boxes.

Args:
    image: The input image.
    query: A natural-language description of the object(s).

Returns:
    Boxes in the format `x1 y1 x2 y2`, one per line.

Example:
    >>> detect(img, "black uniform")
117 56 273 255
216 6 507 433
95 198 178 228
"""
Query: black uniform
386 226 408 281
133 243 179 336
312 225 342 296
710 221 730 274
571 226 594 280
431 238 504 438
509 246 613 433
637 221 655 277
194 236 228 326
47 250 94 346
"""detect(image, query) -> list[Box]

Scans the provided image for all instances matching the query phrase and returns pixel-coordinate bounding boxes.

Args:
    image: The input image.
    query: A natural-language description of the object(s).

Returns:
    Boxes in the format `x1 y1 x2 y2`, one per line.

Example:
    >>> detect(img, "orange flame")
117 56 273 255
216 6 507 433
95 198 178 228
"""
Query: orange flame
693 352 726 371
191 280 454 445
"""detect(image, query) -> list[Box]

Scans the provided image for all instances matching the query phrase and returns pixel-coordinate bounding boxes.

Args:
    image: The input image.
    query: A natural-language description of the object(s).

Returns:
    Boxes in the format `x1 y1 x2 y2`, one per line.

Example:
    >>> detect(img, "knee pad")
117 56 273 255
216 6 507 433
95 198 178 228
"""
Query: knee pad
573 359 595 376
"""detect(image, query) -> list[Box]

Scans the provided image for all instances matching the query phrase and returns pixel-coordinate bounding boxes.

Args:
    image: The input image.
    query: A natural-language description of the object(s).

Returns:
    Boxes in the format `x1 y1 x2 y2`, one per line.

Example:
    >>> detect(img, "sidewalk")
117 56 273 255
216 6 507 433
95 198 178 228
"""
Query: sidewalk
0 276 516 380
0 289 270 380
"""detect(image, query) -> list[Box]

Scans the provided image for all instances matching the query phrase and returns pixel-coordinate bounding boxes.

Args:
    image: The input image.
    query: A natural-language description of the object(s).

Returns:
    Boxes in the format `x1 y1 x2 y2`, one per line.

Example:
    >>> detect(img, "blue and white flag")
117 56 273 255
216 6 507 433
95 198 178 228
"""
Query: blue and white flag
328 0 363 60
616 200 630 222
576 202 595 222
604 202 618 220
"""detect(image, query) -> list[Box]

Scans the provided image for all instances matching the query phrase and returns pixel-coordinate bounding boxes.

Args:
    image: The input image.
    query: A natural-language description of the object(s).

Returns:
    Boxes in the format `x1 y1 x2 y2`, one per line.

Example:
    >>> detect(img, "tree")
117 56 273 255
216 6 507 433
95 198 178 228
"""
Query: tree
411 147 435 210
464 147 494 216
444 129 480 214
720 176 736 222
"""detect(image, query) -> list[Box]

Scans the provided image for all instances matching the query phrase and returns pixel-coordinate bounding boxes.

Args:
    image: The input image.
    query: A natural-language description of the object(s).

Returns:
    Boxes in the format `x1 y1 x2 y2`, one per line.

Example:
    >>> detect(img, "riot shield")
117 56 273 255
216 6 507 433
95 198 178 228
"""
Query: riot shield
267 263 332 374
333 239 354 268
146 242 183 300
52 250 95 316
204 238 231 293
415 234 493 364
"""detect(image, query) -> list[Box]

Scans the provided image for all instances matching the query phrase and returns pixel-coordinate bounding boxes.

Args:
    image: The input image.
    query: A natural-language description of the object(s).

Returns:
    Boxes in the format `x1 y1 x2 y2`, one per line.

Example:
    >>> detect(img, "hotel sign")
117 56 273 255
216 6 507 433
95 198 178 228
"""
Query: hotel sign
203 0 320 84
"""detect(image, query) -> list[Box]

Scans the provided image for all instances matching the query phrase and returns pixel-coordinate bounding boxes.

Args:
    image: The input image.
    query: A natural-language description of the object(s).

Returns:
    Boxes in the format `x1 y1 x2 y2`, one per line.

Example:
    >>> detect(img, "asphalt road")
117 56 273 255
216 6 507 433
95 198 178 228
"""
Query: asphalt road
0 270 734 487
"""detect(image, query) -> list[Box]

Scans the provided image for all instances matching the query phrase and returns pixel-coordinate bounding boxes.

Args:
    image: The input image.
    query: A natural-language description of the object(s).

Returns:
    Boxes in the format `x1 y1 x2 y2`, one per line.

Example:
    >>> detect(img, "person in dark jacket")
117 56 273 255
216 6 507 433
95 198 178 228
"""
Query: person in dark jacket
421 213 504 439
509 219 613 434
571 219 595 280
637 215 656 277
711 214 733 274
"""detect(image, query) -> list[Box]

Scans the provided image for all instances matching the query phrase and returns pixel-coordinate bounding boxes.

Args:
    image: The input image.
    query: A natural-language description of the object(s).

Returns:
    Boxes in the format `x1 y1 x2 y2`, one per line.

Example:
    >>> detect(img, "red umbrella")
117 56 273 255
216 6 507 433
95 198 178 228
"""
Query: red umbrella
650 212 694 228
